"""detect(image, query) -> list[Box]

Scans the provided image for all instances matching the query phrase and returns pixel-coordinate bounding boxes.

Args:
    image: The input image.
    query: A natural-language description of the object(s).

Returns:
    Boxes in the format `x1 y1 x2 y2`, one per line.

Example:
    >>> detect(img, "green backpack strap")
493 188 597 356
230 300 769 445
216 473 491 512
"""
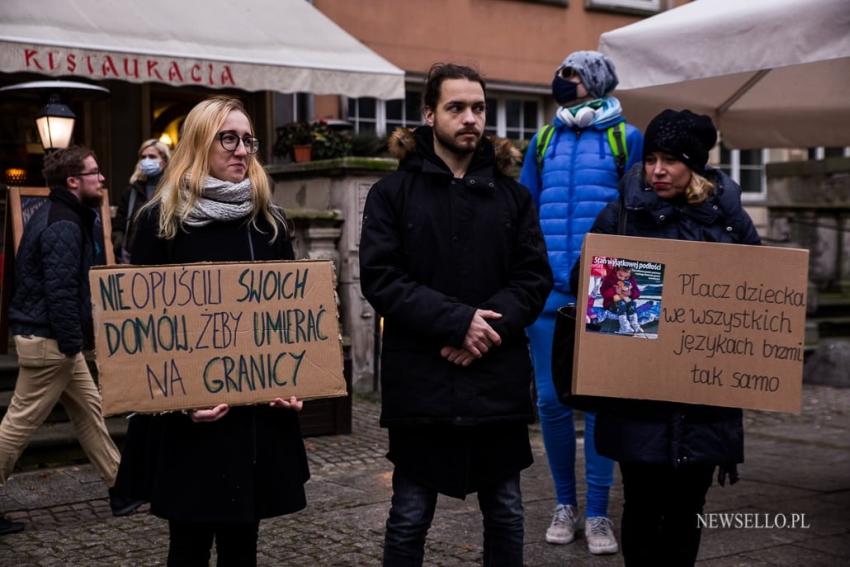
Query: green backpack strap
535 124 556 173
607 122 628 179
536 122 627 178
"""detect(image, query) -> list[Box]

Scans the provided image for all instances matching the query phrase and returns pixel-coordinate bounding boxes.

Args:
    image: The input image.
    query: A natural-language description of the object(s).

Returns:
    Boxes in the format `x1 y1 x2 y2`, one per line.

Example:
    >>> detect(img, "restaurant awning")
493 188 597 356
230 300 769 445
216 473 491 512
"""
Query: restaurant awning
0 0 405 100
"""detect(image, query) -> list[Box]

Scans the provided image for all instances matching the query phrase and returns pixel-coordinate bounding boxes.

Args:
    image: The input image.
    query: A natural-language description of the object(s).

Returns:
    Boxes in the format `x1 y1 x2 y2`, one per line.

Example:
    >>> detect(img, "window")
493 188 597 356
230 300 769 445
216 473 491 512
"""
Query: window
344 90 543 140
485 96 499 136
585 0 662 16
505 99 541 140
717 145 768 200
385 91 422 133
273 92 312 127
346 90 421 135
347 97 379 134
808 146 850 160
486 94 545 140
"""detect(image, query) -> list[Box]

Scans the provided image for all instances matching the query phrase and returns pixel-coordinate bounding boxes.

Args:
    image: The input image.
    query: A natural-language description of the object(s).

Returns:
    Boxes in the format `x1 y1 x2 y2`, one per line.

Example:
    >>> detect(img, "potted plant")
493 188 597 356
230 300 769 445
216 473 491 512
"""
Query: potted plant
274 121 353 162
310 121 352 160
350 131 388 157
274 121 314 162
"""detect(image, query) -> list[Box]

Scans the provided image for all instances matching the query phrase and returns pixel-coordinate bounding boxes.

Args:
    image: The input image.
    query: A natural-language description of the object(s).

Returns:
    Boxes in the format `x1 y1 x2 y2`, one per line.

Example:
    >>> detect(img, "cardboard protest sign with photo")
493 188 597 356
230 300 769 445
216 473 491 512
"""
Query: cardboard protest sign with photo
571 234 809 414
90 259 346 416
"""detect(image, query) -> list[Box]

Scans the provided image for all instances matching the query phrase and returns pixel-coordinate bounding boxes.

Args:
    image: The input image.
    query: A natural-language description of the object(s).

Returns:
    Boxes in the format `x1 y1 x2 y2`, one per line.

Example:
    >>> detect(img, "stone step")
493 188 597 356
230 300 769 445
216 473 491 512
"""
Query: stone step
808 315 850 339
12 416 129 472
0 390 74 422
0 354 19 391
0 353 127 472
811 291 850 317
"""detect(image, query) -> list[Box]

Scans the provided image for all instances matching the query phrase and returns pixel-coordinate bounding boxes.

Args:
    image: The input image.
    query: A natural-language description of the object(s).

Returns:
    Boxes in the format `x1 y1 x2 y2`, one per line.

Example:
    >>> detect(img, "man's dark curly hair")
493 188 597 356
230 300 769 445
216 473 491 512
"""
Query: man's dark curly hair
423 63 486 111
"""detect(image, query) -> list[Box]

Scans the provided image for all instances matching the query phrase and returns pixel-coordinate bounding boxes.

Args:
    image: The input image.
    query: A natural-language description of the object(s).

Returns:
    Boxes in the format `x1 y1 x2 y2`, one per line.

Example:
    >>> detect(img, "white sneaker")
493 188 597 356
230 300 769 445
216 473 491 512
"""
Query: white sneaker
585 516 619 555
545 504 579 544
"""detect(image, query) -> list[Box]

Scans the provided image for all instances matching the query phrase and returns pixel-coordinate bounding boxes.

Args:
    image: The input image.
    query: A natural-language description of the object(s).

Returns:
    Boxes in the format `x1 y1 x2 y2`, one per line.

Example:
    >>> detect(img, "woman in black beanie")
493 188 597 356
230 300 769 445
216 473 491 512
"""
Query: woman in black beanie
585 109 760 566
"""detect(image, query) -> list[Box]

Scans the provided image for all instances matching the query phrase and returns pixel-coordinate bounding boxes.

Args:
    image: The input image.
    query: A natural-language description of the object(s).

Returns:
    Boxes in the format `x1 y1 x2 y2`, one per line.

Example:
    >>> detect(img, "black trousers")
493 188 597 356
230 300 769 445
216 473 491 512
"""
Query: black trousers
167 520 260 567
619 462 715 567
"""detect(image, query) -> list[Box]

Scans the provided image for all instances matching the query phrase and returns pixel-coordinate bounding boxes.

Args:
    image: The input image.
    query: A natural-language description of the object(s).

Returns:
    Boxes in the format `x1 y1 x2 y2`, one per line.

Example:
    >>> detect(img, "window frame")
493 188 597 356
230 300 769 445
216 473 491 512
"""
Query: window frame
486 92 546 140
344 88 545 140
716 146 769 203
344 89 423 135
345 97 383 135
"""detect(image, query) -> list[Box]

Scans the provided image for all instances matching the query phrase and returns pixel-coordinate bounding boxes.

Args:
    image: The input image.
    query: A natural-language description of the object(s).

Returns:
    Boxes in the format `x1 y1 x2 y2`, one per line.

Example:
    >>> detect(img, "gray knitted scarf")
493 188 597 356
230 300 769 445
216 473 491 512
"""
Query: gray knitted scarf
184 176 253 227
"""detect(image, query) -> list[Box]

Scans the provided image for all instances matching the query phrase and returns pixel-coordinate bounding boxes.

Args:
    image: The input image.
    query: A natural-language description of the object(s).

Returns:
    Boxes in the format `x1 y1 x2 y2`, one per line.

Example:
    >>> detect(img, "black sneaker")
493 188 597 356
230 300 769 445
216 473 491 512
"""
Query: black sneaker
0 515 25 535
108 488 144 517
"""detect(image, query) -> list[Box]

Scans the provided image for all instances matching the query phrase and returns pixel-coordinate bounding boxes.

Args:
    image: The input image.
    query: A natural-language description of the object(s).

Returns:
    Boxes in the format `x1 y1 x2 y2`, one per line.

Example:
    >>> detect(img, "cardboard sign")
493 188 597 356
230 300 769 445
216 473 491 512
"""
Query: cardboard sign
572 234 809 414
90 260 346 416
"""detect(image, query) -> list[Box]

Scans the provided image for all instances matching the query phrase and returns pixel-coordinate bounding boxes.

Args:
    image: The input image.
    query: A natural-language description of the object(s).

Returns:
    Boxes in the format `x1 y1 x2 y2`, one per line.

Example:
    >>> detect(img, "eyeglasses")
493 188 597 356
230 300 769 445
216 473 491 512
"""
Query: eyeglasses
218 132 260 154
77 170 103 177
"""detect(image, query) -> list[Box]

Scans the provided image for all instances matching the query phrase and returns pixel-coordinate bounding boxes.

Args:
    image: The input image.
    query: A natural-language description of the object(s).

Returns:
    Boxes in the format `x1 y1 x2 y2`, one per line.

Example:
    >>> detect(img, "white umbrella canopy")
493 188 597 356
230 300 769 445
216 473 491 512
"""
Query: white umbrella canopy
598 0 850 149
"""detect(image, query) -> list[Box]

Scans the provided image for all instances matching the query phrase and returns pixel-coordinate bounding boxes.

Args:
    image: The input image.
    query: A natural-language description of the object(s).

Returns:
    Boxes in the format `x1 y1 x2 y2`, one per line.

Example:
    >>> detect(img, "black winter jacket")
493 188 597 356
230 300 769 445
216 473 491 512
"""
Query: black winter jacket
589 164 760 467
112 178 154 259
360 126 553 427
9 187 97 356
113 205 309 523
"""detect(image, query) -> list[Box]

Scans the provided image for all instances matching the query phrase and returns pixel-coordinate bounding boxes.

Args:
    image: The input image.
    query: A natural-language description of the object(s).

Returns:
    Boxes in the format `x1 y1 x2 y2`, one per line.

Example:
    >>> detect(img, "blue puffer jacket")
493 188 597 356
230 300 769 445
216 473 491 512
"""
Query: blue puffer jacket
520 113 642 311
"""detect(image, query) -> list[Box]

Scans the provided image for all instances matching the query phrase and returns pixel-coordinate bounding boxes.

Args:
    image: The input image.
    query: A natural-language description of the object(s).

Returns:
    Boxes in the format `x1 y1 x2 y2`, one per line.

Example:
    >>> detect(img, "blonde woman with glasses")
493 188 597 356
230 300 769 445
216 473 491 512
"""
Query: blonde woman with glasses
112 96 308 567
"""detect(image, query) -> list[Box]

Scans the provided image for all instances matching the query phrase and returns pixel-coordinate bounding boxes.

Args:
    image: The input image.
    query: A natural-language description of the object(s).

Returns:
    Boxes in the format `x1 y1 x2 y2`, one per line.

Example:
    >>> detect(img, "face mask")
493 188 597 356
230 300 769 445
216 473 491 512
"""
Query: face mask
139 157 162 177
551 76 579 106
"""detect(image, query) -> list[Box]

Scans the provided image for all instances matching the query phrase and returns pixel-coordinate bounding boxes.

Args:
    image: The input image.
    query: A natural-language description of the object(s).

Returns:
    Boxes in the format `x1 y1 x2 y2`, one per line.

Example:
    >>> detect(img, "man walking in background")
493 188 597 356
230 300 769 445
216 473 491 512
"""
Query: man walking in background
0 146 138 535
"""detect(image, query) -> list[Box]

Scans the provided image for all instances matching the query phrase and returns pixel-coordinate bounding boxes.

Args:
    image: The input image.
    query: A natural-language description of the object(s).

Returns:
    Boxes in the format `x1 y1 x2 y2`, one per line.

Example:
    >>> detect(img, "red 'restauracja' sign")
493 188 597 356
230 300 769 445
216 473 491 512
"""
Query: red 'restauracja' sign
20 46 236 87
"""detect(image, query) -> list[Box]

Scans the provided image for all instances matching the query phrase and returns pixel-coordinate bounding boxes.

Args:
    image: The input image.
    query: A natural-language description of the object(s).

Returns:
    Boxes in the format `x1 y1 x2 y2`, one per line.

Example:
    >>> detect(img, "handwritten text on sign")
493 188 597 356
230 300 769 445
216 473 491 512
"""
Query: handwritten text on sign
574 234 808 413
667 274 805 394
91 261 345 416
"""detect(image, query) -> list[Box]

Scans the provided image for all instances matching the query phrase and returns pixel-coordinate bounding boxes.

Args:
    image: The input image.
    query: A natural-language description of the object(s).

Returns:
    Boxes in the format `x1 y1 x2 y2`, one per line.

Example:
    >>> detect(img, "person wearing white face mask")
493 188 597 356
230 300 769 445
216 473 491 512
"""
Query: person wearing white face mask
519 50 644 557
113 139 171 263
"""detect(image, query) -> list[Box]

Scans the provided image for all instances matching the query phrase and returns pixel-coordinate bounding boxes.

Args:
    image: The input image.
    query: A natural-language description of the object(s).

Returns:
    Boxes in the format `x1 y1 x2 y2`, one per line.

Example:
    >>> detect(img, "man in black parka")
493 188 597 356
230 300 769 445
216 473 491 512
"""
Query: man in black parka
360 63 552 567
0 147 135 535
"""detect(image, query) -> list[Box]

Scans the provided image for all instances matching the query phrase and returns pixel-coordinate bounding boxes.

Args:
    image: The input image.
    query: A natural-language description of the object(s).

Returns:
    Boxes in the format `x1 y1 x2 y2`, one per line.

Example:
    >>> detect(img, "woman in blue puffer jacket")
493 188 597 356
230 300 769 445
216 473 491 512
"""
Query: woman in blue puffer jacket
519 50 642 556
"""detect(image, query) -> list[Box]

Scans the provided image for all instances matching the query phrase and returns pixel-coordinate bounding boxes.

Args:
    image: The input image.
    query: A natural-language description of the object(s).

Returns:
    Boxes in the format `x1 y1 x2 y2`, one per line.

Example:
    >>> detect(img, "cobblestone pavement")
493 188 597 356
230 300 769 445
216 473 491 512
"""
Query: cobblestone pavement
1 386 849 566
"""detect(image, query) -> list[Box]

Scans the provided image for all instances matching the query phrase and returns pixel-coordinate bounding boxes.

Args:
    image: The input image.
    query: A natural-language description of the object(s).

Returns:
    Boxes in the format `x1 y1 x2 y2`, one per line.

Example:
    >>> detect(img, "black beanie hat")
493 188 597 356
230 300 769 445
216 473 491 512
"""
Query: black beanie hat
643 109 717 174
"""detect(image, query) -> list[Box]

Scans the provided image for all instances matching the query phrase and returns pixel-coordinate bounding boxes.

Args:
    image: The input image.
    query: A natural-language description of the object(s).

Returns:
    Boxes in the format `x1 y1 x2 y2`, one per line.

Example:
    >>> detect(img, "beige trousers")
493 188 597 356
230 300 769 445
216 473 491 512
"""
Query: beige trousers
0 335 120 486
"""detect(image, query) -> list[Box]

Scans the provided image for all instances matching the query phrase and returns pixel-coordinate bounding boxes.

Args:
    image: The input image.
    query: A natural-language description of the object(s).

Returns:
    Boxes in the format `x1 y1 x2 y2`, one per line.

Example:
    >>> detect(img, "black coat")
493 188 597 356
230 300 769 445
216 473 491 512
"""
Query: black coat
589 164 760 467
114 205 309 523
112 179 153 259
359 126 553 427
9 187 96 355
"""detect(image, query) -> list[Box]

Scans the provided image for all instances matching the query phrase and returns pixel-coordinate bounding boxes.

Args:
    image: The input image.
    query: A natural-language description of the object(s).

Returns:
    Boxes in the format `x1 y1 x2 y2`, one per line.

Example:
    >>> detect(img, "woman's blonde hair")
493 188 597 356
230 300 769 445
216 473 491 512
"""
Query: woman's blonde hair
146 96 283 241
684 170 715 205
129 138 171 184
